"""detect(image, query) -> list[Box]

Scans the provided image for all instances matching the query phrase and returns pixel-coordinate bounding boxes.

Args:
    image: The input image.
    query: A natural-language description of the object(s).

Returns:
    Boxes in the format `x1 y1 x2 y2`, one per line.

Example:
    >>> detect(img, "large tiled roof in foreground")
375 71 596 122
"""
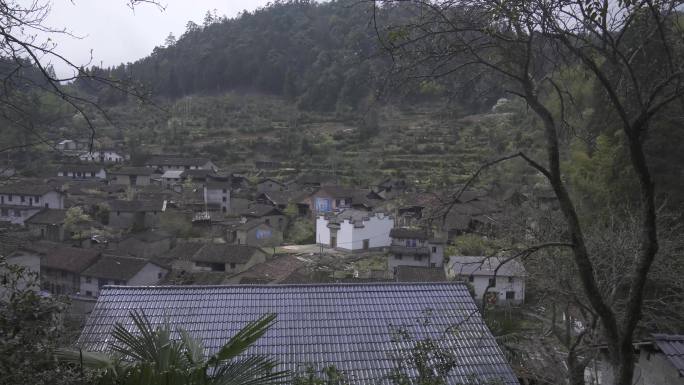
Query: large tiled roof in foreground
78 283 518 385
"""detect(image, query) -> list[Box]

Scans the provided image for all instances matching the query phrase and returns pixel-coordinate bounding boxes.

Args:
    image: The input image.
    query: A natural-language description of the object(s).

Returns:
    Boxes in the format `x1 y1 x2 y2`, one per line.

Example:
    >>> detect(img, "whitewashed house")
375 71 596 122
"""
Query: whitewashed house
387 228 445 275
57 164 107 180
79 149 127 163
0 182 64 225
316 209 394 252
447 256 526 305
80 255 168 298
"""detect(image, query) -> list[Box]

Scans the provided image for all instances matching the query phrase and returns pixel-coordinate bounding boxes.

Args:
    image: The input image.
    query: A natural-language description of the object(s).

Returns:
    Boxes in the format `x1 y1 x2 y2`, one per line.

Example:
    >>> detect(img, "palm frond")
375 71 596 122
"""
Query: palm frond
180 328 205 366
208 313 277 366
211 355 289 385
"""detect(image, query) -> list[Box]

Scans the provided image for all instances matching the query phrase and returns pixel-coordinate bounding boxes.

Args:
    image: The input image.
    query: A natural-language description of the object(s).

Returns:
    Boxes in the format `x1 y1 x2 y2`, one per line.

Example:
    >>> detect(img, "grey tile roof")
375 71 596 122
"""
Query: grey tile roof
0 181 60 196
108 199 163 212
394 266 447 282
81 255 158 281
652 334 684 376
108 167 153 176
389 228 429 240
77 283 519 385
147 156 212 167
25 208 68 225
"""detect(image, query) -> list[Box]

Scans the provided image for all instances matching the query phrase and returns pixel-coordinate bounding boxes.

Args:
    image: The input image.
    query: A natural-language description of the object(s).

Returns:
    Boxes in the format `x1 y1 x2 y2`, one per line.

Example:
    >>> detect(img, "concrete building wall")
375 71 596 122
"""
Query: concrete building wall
57 169 107 179
453 275 525 305
205 187 230 213
634 349 684 385
127 263 167 286
347 214 394 251
26 223 65 241
237 224 283 247
0 190 63 209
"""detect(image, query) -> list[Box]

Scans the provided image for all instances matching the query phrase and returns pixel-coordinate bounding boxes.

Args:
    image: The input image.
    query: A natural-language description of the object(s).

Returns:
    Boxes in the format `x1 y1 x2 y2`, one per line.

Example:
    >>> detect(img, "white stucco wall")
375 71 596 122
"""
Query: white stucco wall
466 275 525 304
0 190 63 209
316 216 332 246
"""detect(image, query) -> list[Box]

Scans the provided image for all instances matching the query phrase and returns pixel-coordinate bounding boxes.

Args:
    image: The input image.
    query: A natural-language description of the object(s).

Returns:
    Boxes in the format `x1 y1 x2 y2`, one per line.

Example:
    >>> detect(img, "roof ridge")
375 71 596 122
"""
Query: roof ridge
102 281 465 289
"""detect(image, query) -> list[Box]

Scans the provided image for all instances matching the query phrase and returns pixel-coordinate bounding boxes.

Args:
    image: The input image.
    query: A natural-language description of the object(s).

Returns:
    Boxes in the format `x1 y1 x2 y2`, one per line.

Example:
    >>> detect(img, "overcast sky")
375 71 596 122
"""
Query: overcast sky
42 0 270 77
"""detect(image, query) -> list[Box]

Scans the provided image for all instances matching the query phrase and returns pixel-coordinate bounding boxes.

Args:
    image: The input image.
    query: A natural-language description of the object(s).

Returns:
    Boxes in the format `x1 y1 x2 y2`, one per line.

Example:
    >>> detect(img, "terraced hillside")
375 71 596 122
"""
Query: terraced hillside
99 92 532 189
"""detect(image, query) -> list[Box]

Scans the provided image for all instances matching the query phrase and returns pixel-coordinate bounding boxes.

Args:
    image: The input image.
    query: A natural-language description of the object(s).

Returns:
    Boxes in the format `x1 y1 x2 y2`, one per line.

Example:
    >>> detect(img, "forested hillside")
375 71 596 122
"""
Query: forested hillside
75 1 500 113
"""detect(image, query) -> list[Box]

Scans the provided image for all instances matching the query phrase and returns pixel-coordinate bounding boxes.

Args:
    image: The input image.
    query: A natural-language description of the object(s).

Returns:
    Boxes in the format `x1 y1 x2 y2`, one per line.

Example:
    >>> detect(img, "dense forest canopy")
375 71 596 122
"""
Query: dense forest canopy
74 0 503 113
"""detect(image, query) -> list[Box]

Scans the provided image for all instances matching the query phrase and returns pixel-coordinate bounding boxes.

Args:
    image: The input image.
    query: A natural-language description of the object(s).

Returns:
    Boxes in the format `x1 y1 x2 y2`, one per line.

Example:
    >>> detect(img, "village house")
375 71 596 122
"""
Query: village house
255 190 305 211
109 167 153 187
387 228 445 275
171 243 267 274
371 177 409 199
597 334 684 385
55 139 87 152
25 208 68 241
57 164 107 180
302 185 383 217
316 209 394 252
240 204 287 231
161 170 184 189
180 169 217 183
204 181 231 213
79 255 168 298
77 283 519 385
16 242 101 295
78 149 127 163
230 219 283 247
146 155 217 172
256 178 285 193
107 199 163 230
112 230 173 258
447 256 527 305
0 181 64 225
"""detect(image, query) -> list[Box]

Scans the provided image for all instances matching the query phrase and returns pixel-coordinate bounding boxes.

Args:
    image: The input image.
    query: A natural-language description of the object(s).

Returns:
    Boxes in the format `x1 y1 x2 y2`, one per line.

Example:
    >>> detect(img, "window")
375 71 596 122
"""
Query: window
117 211 121 216
488 277 497 287
13 209 20 217
363 239 370 250
222 197 227 202
265 218 270 226
20 195 25 203
85 291 92 297
405 239 417 247
230 263 236 269
506 291 516 300
35 196 39 203
157 272 163 279
85 277 91 283
430 263 436 267
1 208 8 216
469 275 474 282
432 246 437 253
8 194 12 202
508 276 514 283
395 255 403 260
222 189 227 194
